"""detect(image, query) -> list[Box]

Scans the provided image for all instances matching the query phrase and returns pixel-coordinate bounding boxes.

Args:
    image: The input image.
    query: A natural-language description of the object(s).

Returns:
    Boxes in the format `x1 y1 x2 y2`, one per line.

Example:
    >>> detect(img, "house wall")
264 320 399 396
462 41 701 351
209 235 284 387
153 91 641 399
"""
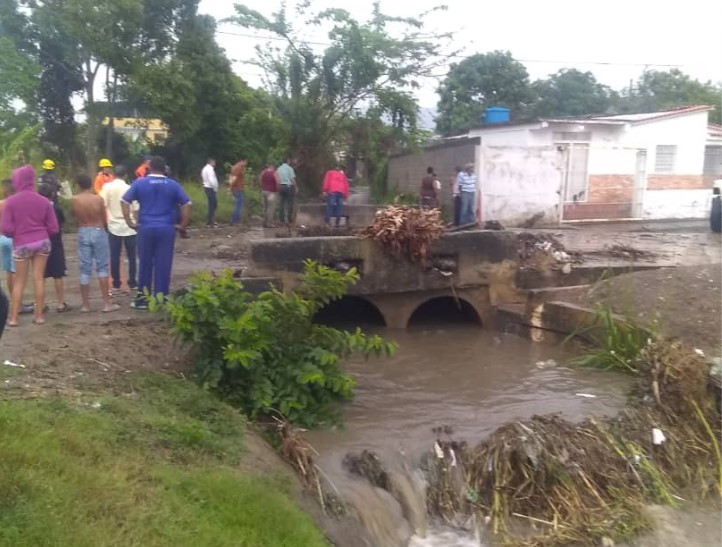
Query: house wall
642 190 711 219
386 139 479 213
478 146 561 225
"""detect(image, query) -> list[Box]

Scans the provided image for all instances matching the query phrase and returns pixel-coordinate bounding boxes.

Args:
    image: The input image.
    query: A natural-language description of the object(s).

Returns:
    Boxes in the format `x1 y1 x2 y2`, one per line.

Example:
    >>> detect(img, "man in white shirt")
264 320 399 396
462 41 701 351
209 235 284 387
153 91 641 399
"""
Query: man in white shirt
99 165 138 294
201 158 219 227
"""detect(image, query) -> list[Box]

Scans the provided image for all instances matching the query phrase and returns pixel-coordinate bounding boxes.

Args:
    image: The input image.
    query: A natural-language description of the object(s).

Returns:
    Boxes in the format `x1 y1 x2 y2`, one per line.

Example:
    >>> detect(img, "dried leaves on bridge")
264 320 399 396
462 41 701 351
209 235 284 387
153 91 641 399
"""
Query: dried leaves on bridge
361 206 445 265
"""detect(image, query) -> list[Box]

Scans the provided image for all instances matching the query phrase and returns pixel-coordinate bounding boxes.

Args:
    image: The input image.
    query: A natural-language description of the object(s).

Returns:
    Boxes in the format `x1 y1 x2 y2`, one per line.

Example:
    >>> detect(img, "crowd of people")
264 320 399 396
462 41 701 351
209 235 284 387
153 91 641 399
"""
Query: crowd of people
419 162 478 225
0 155 191 329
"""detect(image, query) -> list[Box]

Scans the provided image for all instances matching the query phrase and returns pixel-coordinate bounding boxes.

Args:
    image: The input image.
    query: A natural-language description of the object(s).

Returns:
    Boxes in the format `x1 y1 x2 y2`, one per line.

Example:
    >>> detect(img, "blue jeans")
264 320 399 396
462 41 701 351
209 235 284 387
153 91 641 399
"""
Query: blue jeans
325 192 344 226
136 226 176 304
459 191 476 225
77 227 110 285
231 190 245 225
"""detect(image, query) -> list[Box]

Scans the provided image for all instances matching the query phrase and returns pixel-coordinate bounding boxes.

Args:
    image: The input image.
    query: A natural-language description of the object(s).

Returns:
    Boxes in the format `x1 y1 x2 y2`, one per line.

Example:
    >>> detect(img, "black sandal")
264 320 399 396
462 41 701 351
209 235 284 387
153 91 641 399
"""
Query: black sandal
57 303 72 313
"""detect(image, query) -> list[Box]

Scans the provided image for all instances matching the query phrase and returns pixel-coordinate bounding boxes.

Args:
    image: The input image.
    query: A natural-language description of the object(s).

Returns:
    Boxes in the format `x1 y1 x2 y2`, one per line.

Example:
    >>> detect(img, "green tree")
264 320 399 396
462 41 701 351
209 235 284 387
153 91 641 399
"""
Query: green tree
228 1 447 193
619 69 721 124
531 69 616 118
129 14 284 176
435 51 534 136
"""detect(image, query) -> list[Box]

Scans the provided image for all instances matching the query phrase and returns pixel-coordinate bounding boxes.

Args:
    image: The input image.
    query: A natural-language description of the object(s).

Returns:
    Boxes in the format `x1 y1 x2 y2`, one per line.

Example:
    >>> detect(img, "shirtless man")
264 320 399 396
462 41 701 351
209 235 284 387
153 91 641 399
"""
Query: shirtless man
71 174 119 313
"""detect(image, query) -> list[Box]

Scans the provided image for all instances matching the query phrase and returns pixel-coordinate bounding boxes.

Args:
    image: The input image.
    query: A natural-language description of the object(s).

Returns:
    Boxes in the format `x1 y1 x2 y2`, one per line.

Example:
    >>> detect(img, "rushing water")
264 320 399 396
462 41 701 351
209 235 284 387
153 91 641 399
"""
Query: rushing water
306 326 632 547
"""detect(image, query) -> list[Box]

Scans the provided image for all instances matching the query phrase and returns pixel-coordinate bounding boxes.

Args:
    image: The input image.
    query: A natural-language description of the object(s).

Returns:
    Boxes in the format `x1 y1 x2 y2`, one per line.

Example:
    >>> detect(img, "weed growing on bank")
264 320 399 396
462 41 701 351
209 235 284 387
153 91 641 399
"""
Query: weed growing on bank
156 260 396 427
570 303 652 373
0 373 327 547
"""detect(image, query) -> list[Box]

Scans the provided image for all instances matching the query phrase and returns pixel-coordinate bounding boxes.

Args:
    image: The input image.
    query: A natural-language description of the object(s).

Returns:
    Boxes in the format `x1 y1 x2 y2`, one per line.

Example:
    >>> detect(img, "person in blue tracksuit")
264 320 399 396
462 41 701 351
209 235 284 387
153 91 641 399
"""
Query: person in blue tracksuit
121 156 191 310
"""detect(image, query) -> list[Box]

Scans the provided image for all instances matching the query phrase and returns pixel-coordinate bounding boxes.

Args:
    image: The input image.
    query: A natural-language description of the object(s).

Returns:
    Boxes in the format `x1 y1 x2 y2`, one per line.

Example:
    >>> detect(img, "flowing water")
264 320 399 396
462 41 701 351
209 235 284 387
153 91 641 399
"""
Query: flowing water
306 326 632 546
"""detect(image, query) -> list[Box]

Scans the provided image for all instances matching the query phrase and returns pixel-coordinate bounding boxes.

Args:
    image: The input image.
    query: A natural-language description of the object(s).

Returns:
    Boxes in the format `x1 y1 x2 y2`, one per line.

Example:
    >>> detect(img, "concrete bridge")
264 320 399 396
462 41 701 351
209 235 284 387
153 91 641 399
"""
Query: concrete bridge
248 231 524 328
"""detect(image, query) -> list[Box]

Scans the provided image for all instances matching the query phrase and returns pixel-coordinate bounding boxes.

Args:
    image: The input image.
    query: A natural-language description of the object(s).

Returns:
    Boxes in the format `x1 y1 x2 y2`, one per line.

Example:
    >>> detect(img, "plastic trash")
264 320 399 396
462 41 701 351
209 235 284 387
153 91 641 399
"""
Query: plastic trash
3 360 25 368
536 359 558 369
652 428 666 445
562 263 572 275
575 393 596 398
694 348 705 357
434 442 444 459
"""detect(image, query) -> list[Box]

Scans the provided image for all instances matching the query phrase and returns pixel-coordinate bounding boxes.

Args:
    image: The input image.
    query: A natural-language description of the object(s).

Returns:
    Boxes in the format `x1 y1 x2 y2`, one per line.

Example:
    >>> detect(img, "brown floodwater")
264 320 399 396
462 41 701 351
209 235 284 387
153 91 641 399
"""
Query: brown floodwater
305 326 634 546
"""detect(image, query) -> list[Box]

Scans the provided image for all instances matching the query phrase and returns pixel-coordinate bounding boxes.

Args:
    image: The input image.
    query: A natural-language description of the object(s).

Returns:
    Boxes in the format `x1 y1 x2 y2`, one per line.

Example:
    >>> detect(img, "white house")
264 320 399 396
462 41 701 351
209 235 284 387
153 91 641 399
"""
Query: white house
387 105 720 224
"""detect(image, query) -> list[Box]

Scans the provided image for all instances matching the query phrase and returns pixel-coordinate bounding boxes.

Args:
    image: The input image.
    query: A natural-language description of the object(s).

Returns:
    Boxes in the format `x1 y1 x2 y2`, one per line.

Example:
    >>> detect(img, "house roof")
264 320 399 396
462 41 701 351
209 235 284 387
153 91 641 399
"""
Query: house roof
590 105 713 124
708 123 722 137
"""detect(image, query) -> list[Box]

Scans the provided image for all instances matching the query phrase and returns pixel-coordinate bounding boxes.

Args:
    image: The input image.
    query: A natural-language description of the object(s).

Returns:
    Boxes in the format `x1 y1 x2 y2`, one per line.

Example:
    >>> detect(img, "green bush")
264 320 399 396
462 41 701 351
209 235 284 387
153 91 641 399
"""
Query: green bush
157 261 396 427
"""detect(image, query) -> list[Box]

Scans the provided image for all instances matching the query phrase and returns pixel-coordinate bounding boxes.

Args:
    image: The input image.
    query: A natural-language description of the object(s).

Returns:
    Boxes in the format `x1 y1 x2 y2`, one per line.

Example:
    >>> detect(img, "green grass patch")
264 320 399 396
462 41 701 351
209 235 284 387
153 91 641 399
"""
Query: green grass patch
0 373 327 547
181 182 263 226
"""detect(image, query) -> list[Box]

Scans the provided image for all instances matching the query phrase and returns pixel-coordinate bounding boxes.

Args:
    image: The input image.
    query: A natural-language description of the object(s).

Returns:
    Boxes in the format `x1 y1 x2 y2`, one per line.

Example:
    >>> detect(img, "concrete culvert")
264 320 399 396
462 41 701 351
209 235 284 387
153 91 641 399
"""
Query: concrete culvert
408 297 481 327
314 296 386 327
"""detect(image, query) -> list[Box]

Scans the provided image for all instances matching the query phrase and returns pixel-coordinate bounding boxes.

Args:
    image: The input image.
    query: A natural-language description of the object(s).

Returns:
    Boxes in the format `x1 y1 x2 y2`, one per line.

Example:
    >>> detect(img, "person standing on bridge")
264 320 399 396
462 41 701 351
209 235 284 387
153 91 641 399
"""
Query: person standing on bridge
420 166 440 209
457 162 477 225
322 164 349 227
277 157 297 225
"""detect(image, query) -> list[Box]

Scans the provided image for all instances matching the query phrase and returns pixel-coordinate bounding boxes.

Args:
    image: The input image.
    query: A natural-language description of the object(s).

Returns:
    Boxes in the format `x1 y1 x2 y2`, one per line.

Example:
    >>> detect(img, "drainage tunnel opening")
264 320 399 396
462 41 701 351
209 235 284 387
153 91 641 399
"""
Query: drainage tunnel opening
314 296 386 327
407 297 482 327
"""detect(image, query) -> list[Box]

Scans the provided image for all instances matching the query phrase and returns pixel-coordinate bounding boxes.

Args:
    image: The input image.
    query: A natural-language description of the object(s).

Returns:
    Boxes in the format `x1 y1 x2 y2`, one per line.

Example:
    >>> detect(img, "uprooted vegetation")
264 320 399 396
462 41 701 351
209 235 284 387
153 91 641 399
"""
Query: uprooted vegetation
361 206 445 265
422 334 720 546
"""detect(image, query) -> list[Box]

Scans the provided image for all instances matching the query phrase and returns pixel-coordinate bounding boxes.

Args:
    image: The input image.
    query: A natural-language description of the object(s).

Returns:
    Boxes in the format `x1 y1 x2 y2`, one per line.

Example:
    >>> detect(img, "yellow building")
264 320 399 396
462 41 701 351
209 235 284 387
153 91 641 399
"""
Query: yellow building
102 116 168 144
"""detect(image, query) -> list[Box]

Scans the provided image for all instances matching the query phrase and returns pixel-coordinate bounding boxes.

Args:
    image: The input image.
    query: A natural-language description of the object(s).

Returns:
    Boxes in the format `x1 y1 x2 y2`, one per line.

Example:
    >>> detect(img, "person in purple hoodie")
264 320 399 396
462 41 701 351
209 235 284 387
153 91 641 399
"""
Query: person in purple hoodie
0 165 59 326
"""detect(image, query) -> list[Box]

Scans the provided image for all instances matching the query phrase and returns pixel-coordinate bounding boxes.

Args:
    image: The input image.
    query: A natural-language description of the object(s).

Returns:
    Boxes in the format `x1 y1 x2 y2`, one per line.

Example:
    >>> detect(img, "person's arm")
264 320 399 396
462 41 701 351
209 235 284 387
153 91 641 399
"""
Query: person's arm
290 166 297 188
274 171 281 191
342 174 350 199
121 183 138 229
322 171 330 195
0 203 13 239
45 201 59 235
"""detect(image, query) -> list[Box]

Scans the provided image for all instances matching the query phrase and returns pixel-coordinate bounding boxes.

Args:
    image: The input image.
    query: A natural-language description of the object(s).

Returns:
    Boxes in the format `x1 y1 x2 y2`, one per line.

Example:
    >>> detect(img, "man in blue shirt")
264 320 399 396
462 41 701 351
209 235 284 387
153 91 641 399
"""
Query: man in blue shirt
121 156 191 309
456 162 478 225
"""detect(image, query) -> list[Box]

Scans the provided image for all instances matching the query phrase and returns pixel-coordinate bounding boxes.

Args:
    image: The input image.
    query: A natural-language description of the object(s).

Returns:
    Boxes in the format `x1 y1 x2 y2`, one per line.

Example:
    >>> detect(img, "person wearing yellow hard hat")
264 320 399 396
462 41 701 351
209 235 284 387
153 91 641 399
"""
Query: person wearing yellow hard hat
40 159 59 200
94 158 114 194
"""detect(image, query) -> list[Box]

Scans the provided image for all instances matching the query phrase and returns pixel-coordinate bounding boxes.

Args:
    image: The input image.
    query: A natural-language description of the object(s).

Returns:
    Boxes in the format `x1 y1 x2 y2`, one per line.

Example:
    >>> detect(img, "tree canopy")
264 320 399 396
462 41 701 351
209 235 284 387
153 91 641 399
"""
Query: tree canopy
435 51 534 136
228 1 446 192
531 69 616 118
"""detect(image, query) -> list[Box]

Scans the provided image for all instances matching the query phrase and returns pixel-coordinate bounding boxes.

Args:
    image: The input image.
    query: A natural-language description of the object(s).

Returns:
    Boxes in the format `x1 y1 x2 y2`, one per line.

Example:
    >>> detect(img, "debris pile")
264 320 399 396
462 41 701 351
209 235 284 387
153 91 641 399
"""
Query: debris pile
517 233 582 272
361 206 445 265
424 338 720 546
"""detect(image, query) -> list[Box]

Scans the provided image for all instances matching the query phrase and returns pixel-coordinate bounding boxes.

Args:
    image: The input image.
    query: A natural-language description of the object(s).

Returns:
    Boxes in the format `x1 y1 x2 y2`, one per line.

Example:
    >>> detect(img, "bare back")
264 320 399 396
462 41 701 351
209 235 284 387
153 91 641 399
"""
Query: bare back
72 191 106 228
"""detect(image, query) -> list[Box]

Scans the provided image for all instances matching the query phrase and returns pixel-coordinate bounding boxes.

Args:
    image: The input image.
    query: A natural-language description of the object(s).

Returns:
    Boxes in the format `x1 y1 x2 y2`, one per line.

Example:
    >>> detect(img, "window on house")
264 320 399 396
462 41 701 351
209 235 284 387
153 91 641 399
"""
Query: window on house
654 145 677 173
703 145 722 176
553 131 591 142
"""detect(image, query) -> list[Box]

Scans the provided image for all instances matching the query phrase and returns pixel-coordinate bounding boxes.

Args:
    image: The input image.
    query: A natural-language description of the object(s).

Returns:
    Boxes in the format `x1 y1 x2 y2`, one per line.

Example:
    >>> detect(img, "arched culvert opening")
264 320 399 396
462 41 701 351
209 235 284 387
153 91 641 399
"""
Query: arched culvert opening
407 297 482 327
314 296 386 328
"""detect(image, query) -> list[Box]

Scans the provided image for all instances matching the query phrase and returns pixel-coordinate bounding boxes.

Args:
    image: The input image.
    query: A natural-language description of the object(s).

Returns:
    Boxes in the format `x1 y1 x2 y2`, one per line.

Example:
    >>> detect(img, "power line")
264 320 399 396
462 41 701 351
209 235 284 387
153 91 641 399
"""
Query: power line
215 29 688 69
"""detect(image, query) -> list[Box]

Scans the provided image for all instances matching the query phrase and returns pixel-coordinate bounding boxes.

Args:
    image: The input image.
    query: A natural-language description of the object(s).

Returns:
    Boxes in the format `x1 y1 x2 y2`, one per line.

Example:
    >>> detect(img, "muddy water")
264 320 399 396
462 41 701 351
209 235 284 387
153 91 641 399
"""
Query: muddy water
306 327 632 546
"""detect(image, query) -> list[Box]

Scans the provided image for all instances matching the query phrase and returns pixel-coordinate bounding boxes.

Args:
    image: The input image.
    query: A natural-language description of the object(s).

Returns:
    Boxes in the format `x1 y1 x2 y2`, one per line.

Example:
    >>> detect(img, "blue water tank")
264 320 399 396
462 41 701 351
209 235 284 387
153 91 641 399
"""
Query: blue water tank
482 107 510 124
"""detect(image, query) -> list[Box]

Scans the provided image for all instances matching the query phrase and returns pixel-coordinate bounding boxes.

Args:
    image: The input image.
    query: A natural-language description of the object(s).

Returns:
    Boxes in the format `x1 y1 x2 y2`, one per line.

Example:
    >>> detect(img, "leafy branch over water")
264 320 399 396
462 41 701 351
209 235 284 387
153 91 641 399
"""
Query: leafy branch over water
155 260 396 427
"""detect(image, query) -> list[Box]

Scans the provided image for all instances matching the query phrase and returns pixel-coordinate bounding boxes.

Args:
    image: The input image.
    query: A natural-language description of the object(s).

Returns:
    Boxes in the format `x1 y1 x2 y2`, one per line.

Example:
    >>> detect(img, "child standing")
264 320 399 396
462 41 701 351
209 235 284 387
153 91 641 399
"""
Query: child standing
37 183 71 312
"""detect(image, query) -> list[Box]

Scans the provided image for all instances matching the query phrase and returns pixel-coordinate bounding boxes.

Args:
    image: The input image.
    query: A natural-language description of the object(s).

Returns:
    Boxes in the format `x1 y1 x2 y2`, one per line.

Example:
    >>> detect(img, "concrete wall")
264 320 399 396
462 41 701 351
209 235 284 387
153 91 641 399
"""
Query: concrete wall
387 138 479 214
249 231 524 327
642 189 711 219
478 145 562 225
622 111 708 175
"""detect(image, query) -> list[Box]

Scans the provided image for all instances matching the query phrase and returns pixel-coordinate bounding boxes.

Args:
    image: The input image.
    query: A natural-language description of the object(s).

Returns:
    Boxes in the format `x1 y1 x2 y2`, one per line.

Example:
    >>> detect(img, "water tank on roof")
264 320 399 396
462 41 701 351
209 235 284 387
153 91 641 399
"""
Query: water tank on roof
482 106 510 124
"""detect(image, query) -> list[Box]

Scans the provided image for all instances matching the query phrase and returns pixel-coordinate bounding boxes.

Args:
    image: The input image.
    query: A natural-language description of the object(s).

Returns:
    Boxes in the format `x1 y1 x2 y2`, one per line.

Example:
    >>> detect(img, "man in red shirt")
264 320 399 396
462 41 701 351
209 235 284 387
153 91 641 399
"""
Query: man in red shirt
259 162 279 227
229 159 247 225
322 165 350 227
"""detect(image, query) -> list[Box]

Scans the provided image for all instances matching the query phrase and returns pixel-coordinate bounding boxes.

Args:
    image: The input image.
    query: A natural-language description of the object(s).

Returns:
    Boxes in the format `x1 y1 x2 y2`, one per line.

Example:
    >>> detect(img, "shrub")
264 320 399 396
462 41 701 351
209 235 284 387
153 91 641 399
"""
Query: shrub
157 261 396 427
181 181 263 226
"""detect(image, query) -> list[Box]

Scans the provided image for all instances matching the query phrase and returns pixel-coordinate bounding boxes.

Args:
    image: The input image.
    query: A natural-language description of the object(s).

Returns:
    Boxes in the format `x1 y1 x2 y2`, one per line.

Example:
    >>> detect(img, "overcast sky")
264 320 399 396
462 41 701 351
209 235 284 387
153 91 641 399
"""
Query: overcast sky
200 0 722 108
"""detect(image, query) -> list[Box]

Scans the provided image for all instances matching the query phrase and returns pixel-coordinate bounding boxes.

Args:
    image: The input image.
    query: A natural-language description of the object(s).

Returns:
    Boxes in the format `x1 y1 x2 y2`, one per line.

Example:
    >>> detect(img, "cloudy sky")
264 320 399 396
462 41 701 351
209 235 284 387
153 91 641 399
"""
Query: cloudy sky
200 0 722 109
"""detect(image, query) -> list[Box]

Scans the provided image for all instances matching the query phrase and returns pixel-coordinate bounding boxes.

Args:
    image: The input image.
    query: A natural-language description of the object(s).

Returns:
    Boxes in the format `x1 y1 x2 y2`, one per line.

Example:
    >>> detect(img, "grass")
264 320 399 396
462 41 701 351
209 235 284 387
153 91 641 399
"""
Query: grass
0 373 327 547
181 182 263 226
569 302 651 373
